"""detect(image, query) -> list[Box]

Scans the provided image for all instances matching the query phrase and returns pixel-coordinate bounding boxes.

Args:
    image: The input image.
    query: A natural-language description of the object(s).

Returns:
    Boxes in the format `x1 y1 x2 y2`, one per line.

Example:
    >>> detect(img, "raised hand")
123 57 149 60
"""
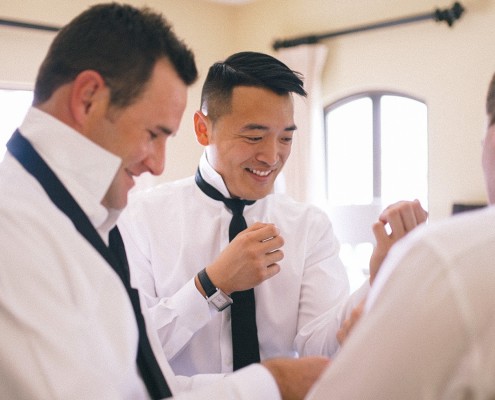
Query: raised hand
369 199 428 284
205 222 284 294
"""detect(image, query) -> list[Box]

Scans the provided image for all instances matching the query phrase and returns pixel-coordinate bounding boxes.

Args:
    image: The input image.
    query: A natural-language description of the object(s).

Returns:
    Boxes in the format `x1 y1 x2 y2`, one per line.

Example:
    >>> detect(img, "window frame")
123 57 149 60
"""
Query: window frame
323 90 426 202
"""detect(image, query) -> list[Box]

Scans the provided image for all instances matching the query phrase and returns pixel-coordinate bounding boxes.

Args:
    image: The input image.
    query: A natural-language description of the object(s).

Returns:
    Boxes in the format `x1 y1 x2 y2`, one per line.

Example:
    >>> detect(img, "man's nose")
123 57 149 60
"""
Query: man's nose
256 139 279 166
144 141 166 176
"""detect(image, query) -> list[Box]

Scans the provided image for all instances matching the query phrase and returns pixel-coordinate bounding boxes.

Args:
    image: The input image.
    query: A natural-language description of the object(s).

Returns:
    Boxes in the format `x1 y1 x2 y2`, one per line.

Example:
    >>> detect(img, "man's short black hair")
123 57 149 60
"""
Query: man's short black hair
201 51 306 122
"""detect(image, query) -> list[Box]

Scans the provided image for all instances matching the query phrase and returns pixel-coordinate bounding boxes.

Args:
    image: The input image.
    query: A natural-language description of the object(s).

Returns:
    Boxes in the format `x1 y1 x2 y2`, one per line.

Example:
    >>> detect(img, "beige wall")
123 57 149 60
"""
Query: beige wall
1 0 493 220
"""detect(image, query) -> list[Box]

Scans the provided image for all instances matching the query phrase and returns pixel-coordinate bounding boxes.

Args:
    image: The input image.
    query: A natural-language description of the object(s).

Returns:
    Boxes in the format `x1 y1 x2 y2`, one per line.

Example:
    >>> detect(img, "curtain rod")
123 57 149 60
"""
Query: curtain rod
0 2 465 43
273 2 465 50
0 17 60 32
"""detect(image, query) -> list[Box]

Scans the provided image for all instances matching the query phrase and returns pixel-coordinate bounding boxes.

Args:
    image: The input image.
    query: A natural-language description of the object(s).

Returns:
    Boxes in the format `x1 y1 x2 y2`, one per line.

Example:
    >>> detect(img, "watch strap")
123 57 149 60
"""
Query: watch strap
197 268 217 298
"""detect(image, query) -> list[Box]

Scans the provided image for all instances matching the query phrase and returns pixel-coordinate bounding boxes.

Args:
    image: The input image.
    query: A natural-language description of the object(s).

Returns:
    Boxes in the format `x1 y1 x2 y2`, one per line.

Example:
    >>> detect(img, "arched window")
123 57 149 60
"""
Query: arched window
324 91 428 289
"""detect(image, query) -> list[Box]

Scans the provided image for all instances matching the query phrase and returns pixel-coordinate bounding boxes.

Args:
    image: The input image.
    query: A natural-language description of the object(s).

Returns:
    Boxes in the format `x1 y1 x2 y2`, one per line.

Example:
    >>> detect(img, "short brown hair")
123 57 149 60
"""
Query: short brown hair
34 3 197 108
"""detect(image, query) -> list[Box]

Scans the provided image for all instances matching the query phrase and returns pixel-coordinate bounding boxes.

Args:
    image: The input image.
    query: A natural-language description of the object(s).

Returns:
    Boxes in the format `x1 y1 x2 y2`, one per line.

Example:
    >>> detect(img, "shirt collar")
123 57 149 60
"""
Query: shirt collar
198 151 284 199
198 151 232 198
19 107 122 237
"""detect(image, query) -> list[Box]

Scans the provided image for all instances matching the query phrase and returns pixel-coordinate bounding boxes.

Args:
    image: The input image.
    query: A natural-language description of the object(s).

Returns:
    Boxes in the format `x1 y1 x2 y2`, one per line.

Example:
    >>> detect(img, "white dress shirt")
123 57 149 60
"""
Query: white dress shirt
119 152 368 376
0 108 280 400
307 206 495 399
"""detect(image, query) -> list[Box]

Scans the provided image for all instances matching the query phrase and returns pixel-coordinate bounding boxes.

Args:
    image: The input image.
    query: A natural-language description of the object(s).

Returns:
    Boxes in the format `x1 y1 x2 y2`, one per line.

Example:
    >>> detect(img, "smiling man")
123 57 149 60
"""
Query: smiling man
0 6 331 400
0 4 195 398
119 51 376 377
196 84 295 200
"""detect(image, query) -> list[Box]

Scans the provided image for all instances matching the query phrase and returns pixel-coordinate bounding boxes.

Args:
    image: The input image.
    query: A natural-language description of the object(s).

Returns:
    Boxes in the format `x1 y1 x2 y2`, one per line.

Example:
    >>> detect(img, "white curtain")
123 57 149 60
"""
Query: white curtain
276 44 328 208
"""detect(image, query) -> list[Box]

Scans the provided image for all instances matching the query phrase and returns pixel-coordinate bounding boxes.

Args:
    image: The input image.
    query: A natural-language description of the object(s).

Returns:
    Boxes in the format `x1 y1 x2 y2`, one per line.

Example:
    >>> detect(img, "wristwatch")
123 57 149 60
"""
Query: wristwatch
197 268 233 311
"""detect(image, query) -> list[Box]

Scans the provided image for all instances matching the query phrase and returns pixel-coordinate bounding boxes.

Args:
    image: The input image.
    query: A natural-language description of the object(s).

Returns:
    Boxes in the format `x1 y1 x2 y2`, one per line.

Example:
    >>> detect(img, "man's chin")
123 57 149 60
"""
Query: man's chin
243 188 273 201
101 192 128 211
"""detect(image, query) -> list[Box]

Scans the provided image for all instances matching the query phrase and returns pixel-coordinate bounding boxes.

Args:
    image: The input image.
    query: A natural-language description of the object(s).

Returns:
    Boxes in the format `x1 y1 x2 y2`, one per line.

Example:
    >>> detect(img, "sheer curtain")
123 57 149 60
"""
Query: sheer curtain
276 44 328 208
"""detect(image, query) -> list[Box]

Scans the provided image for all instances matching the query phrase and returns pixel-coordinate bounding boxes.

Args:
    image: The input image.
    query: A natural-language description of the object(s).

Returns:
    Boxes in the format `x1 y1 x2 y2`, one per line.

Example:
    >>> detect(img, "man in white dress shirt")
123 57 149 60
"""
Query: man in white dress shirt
0 3 329 399
119 51 428 376
306 73 495 399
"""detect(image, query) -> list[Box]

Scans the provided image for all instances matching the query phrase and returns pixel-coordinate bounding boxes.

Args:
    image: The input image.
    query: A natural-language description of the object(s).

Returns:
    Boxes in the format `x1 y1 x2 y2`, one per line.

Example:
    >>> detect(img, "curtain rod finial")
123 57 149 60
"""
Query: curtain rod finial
435 2 465 27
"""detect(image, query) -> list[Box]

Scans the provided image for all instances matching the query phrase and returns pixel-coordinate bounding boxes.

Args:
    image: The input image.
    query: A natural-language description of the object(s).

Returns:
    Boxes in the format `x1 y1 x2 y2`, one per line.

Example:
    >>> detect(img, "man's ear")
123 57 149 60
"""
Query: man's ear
70 70 110 126
194 111 211 146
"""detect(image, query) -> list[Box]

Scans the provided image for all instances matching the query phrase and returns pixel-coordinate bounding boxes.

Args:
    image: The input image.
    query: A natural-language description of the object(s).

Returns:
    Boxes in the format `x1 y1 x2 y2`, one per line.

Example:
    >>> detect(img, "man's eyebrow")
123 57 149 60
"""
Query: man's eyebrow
156 125 174 135
240 124 298 132
241 123 269 131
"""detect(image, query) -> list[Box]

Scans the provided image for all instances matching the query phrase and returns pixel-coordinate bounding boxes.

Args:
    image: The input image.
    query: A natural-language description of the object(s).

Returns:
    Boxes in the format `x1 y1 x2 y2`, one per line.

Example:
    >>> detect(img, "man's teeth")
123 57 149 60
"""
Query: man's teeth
250 169 271 177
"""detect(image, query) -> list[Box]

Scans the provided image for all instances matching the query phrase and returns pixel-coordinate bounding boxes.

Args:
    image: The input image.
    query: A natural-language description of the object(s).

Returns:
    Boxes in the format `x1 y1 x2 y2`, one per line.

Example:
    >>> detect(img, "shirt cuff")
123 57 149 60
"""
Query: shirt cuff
152 277 211 331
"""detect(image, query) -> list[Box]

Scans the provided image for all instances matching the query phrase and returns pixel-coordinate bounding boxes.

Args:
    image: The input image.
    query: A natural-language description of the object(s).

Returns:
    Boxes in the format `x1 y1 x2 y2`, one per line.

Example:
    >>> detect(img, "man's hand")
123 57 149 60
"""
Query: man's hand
336 299 365 346
202 222 283 295
369 199 428 284
262 356 330 400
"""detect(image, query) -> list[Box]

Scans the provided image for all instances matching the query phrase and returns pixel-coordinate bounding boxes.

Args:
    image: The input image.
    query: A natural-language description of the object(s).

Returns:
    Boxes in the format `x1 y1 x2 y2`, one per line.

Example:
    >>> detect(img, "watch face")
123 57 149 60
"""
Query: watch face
209 290 233 311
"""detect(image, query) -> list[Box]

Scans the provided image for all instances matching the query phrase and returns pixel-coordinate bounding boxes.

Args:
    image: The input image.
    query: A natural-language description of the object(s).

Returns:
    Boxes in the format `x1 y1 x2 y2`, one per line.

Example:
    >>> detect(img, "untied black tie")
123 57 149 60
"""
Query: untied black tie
195 168 261 371
7 130 172 400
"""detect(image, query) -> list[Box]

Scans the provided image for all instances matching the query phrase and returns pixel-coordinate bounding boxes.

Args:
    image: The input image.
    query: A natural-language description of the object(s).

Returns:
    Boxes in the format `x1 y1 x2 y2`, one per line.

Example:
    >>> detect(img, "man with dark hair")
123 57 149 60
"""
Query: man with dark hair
119 51 427 377
305 72 495 399
33 3 197 107
0 5 328 400
200 51 307 121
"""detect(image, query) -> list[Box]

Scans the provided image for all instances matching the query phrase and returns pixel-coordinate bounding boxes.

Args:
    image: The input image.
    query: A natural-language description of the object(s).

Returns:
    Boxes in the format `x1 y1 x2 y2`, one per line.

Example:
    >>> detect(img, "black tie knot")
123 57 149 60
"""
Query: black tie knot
224 198 247 216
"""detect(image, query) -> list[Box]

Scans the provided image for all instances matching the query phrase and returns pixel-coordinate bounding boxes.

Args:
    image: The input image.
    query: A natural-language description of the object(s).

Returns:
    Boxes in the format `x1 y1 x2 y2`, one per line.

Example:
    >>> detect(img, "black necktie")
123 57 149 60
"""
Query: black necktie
7 130 172 400
195 168 261 370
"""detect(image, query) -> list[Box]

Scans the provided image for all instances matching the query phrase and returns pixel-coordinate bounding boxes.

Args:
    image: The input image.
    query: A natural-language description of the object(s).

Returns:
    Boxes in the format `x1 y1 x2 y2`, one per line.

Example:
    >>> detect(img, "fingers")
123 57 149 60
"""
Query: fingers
384 208 407 237
238 222 284 253
265 263 281 279
398 199 426 231
413 198 429 223
264 245 284 261
370 200 427 285
379 200 428 239
212 222 284 293
243 221 279 237
372 221 389 244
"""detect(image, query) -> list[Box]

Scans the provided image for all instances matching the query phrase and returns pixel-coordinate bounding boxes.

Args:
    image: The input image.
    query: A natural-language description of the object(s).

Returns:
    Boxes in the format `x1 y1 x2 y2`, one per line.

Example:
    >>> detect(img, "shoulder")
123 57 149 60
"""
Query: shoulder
413 206 495 259
377 205 495 290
